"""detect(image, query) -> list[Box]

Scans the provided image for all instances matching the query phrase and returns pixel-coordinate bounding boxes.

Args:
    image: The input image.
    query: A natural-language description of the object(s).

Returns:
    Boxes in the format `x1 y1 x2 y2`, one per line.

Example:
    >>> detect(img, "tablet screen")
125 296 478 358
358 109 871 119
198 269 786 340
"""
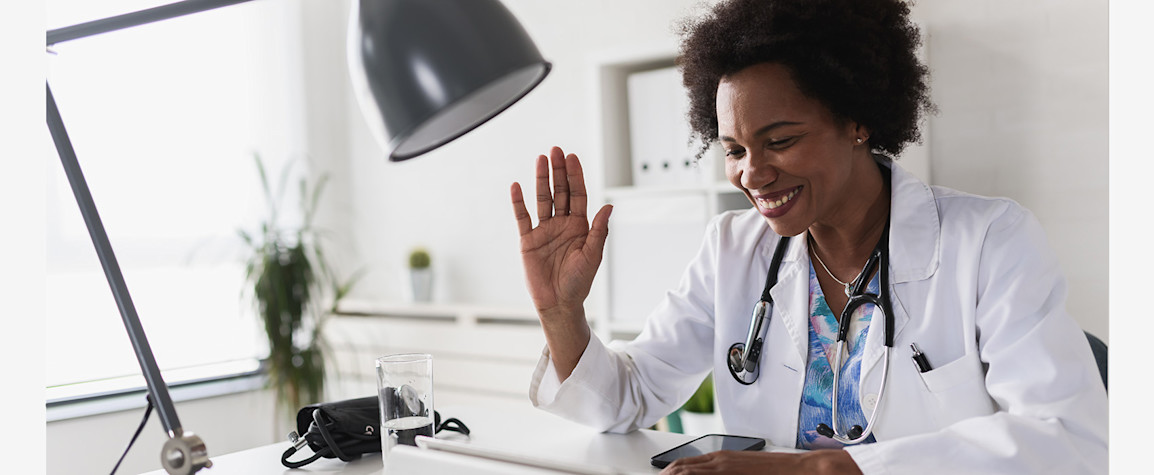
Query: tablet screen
651 434 766 467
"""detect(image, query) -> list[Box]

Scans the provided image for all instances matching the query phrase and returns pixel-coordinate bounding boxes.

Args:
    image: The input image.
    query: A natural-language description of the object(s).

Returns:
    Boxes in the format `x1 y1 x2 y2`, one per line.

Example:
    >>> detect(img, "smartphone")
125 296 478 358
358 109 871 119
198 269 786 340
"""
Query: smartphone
650 434 767 468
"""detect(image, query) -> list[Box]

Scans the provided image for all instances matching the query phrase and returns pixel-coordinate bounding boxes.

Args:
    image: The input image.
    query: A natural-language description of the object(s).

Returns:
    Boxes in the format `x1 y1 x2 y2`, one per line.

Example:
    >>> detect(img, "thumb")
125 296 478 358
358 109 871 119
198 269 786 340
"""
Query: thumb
584 204 613 263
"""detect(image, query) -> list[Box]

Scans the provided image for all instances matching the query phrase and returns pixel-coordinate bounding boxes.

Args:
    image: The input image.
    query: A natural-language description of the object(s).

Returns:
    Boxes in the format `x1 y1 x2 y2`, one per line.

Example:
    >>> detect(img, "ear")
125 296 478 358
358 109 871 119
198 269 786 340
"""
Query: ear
849 122 870 145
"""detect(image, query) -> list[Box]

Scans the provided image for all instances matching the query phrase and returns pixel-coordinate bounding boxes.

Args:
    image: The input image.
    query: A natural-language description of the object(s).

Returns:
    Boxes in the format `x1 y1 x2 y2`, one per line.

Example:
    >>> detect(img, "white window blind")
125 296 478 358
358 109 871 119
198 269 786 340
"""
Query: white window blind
45 0 308 399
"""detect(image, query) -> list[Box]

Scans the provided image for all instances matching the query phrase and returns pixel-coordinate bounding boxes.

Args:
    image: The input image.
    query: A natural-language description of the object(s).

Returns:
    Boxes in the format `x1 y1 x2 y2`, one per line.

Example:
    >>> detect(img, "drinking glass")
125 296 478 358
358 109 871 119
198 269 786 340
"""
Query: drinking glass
375 353 434 465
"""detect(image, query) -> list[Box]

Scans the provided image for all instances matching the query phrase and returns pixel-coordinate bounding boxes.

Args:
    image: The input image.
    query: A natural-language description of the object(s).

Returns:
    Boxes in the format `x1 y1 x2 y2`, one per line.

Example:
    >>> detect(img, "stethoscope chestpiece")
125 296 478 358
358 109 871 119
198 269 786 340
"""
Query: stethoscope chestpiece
727 341 759 385
727 299 771 385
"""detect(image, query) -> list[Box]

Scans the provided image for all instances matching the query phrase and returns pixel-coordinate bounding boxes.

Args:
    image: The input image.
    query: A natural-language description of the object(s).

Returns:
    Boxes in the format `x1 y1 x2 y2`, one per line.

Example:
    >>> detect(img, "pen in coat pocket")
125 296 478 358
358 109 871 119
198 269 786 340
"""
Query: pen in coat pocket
911 343 933 373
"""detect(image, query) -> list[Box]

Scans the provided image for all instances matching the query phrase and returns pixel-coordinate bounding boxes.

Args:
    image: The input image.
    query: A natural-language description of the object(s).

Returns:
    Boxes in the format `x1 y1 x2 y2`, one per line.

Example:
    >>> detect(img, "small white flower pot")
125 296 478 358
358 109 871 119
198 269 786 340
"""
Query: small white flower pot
409 268 433 302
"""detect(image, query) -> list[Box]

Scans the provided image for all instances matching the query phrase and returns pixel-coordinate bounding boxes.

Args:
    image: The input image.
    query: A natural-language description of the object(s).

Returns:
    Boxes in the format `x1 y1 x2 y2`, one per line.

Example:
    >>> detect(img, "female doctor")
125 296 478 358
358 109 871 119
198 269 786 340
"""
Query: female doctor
508 0 1107 473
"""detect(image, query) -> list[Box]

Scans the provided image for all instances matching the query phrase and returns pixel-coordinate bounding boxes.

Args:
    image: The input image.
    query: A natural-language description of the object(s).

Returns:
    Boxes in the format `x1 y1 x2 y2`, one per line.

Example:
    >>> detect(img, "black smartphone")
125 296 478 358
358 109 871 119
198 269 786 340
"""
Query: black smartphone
650 434 767 468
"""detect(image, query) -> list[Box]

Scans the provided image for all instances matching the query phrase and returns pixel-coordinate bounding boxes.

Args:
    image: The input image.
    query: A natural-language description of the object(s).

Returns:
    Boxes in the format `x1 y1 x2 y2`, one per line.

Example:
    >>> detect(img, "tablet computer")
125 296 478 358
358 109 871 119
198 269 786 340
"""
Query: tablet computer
650 434 767 468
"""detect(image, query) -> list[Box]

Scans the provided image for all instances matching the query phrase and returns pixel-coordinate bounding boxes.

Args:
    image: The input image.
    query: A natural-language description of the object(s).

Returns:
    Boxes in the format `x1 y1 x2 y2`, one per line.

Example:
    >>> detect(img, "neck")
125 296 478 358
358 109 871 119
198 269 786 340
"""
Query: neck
808 156 890 267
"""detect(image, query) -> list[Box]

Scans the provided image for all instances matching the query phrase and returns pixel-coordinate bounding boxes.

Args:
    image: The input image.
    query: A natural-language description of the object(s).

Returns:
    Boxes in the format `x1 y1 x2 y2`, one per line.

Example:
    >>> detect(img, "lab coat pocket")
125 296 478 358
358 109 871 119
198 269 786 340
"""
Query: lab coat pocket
917 351 996 427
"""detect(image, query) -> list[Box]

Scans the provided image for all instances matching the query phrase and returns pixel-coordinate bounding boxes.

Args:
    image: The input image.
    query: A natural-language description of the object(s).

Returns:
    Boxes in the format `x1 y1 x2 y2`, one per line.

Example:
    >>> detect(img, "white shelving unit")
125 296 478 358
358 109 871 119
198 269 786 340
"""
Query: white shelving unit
586 46 751 343
327 300 547 409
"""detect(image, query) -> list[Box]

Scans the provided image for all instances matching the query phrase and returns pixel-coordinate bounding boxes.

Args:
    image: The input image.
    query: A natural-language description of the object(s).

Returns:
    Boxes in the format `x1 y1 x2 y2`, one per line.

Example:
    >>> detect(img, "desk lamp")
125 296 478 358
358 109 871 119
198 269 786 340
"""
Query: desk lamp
45 0 550 473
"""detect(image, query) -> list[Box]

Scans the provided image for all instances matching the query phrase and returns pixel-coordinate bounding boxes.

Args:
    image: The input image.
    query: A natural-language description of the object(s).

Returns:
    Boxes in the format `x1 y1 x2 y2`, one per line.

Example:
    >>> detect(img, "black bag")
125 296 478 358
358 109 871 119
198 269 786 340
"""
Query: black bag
280 395 469 468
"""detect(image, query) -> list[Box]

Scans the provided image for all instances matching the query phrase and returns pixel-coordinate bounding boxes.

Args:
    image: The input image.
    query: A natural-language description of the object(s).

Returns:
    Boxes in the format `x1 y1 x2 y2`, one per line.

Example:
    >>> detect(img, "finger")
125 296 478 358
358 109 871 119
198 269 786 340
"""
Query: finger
510 182 533 236
660 452 719 474
583 204 613 265
567 153 589 218
535 154 552 221
550 147 570 216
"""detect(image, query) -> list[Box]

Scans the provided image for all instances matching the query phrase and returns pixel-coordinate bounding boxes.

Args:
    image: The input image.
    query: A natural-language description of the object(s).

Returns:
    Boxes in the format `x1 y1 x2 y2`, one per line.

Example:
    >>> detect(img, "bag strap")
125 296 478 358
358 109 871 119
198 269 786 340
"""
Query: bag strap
281 408 356 468
314 408 360 462
281 443 328 469
437 415 470 436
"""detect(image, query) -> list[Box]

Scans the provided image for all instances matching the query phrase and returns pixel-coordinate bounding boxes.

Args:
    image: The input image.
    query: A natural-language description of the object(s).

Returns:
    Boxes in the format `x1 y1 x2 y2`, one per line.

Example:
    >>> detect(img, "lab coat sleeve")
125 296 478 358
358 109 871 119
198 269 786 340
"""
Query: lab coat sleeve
845 204 1108 474
527 215 723 433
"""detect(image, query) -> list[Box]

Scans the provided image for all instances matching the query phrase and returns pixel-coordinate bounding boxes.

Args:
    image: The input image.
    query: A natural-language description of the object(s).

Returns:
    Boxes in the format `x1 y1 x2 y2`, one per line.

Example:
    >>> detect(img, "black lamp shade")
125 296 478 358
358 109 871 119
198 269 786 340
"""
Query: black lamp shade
349 0 551 161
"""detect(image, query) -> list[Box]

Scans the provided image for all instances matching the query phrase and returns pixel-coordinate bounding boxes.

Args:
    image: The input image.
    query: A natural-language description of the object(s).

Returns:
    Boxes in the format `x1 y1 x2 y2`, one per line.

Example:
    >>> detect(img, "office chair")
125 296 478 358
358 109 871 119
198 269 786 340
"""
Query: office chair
1084 331 1107 391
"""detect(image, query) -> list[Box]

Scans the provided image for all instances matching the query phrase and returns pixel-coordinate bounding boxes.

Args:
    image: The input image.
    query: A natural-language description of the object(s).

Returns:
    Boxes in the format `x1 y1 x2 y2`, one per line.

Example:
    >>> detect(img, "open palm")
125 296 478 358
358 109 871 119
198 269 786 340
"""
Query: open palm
511 147 612 317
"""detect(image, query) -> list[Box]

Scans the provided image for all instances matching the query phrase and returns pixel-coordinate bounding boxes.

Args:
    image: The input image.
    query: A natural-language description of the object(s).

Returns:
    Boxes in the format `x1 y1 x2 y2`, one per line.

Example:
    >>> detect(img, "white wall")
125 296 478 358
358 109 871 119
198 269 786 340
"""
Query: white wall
909 0 1109 342
321 0 1107 342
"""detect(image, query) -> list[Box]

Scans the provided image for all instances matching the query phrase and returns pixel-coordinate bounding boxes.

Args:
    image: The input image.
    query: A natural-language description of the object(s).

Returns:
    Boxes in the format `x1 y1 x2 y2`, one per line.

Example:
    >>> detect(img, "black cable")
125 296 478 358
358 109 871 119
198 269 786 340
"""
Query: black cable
437 417 470 436
110 395 154 475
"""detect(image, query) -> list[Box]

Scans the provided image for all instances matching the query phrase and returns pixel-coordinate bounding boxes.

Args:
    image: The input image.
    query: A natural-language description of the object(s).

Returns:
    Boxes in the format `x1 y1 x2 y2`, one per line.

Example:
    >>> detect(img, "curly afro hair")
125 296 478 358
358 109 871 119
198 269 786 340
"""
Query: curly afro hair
677 0 934 159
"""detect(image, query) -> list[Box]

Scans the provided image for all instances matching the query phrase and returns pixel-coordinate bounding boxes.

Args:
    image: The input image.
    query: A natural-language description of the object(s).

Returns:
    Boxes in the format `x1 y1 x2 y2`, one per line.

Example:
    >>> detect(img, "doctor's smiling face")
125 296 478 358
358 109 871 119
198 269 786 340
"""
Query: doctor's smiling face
717 62 873 238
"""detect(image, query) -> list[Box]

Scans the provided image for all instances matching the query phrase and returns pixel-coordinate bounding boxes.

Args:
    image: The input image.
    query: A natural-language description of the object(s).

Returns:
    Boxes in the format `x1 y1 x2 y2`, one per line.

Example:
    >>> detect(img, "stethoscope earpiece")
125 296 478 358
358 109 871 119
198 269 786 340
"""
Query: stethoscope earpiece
815 424 834 438
816 422 864 439
848 425 864 440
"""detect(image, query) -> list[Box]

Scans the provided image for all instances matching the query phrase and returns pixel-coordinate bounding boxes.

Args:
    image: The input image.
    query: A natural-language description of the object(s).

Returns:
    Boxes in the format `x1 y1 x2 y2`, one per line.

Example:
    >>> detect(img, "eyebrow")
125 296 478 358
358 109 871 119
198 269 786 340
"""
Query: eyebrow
719 121 803 142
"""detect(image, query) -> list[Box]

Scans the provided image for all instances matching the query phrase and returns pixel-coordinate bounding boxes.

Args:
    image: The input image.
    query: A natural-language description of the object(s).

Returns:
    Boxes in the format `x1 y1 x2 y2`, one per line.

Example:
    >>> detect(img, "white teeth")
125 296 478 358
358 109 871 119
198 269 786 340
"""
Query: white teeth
760 188 798 209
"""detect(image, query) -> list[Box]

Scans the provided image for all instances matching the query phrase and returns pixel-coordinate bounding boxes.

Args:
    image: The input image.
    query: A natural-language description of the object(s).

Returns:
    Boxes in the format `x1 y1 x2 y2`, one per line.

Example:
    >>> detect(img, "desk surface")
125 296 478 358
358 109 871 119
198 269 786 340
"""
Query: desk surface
142 402 792 474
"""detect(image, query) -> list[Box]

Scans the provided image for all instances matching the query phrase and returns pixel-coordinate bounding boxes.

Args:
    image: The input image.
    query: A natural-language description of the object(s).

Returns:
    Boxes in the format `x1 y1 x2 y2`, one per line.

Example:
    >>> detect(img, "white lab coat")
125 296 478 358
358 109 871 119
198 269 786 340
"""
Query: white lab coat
529 159 1108 474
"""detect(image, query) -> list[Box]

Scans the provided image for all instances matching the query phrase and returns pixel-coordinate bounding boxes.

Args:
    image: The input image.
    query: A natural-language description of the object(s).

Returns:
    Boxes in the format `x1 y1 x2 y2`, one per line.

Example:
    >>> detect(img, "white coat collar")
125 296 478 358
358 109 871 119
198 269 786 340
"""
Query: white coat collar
882 158 941 284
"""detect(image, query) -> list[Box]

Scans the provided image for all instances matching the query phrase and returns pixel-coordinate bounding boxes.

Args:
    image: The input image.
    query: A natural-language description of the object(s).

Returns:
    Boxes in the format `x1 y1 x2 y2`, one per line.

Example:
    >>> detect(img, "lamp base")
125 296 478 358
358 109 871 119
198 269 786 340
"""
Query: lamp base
160 431 212 475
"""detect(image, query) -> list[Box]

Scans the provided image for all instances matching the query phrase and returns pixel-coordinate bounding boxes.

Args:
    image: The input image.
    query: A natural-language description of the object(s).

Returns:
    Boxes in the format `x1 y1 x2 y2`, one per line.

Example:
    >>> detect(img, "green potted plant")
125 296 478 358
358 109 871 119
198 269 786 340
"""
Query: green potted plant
238 155 355 422
408 247 433 302
678 374 723 435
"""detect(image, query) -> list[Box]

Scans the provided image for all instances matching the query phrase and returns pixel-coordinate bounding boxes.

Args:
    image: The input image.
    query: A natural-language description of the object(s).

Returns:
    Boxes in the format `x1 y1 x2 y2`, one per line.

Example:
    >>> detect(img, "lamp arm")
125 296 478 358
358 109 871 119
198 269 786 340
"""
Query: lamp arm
47 83 212 474
47 0 256 45
45 83 181 434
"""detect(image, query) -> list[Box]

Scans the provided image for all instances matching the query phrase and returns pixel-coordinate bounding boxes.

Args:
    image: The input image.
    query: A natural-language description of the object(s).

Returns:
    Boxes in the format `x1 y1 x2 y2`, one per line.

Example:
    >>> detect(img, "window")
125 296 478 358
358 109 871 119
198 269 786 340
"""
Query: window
45 0 307 401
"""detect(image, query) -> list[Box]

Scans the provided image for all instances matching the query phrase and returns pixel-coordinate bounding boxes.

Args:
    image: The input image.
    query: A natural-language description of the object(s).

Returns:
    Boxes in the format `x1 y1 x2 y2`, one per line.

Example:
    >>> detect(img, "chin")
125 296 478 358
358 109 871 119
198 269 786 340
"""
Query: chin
761 216 808 238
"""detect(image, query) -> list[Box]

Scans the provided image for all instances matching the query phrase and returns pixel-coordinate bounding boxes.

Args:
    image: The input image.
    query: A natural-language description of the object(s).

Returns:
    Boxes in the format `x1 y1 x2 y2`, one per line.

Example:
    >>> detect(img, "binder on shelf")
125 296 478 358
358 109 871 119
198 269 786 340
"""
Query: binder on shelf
606 194 707 324
626 67 706 188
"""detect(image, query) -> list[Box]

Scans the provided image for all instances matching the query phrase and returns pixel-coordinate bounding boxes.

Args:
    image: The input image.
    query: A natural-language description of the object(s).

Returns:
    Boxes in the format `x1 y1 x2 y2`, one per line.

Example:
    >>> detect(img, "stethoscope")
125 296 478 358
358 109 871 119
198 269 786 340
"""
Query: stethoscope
726 217 894 445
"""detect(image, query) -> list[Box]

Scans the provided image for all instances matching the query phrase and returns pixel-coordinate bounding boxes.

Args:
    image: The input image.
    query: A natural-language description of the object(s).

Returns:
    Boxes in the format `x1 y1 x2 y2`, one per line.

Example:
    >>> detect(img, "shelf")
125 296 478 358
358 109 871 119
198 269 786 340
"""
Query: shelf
335 299 612 330
335 299 541 326
604 184 709 199
604 181 749 199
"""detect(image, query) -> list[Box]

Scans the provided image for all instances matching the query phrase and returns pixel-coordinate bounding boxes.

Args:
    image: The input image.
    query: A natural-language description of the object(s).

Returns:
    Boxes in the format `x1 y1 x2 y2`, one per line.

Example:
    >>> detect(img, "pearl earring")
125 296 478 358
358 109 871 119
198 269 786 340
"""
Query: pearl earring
856 138 863 144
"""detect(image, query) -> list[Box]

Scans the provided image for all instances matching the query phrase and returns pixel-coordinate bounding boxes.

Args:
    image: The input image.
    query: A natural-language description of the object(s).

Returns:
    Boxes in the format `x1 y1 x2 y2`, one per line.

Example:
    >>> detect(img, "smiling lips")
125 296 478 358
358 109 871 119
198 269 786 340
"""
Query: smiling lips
756 186 801 209
747 184 803 217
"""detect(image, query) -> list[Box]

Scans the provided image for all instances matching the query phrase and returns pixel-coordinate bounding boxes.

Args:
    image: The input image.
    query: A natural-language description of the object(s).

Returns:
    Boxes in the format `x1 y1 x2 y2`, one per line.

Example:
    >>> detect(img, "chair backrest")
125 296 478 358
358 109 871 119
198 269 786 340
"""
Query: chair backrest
1084 331 1107 391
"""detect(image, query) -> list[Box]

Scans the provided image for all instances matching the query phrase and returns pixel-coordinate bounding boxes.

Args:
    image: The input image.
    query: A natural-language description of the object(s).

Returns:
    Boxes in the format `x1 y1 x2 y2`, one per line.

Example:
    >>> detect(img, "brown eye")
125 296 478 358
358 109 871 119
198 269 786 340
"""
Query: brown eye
767 136 797 149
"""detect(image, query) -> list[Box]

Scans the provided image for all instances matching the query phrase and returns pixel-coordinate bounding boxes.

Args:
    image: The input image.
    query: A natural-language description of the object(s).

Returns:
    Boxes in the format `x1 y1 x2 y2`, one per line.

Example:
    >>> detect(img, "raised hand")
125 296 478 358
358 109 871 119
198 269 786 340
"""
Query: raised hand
511 146 612 378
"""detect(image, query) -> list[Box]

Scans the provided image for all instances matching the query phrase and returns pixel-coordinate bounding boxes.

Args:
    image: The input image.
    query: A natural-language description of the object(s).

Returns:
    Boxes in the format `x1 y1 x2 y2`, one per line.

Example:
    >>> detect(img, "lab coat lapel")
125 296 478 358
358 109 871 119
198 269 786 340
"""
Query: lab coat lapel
768 233 810 368
882 159 940 285
860 160 938 394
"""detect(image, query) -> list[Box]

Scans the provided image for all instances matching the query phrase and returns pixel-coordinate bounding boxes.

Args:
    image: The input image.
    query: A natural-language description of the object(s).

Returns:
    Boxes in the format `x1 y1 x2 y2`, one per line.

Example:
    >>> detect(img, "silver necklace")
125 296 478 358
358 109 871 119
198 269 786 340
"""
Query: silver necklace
808 234 862 297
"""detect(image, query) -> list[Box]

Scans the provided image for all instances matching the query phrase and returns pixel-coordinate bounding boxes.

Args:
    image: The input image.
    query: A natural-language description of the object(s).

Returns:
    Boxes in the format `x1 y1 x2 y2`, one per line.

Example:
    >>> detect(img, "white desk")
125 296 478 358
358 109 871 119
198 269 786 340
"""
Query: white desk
142 403 795 474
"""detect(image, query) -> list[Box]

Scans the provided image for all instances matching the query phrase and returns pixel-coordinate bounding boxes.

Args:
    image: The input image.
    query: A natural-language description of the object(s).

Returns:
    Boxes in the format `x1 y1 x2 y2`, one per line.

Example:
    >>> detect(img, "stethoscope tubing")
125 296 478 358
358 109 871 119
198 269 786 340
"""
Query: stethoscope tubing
825 224 892 443
728 234 792 385
828 342 890 444
727 217 894 444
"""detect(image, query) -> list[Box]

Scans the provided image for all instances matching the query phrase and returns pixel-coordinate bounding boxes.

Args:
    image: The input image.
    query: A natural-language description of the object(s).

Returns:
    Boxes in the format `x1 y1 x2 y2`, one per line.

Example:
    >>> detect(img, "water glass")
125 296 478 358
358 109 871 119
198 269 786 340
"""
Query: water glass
375 353 434 465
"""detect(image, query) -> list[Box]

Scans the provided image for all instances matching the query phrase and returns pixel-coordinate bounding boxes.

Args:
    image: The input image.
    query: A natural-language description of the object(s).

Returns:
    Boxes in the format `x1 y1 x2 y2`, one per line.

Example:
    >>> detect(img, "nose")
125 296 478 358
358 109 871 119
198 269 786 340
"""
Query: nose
737 150 778 191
